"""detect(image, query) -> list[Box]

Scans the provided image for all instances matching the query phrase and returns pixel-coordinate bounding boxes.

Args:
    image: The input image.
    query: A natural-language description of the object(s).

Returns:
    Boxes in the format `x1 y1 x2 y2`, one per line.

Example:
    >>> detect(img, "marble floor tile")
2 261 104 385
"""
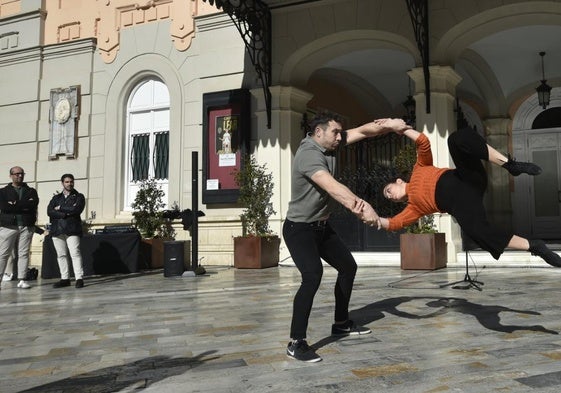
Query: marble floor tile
2 263 561 392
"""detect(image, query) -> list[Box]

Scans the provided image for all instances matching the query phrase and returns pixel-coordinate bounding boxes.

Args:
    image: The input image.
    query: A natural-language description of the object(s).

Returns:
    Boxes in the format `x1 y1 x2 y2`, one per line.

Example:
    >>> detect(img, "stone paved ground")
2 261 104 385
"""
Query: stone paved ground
2 261 561 392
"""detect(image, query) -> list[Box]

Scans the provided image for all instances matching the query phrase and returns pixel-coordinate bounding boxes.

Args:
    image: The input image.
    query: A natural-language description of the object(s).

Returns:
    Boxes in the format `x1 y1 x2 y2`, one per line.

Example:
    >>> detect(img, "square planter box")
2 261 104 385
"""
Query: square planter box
400 233 447 270
234 236 280 269
140 238 177 269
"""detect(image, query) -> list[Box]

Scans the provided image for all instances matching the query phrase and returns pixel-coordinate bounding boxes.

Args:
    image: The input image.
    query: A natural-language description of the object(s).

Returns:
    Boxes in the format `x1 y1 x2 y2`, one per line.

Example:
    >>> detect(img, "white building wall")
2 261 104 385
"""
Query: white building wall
1 1 560 267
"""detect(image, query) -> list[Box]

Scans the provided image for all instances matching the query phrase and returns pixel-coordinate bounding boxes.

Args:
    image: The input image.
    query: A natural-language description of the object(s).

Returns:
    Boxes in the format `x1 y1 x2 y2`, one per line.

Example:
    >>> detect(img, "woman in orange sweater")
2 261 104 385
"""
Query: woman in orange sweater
376 126 561 267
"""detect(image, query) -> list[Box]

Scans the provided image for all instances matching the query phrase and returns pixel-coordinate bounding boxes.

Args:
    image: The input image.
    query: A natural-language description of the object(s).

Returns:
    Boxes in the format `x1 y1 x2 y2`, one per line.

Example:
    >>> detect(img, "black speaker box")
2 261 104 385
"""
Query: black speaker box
163 241 185 277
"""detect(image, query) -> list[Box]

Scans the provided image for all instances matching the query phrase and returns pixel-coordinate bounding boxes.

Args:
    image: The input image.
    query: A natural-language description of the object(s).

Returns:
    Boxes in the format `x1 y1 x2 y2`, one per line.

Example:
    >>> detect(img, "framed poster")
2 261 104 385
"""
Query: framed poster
202 89 250 204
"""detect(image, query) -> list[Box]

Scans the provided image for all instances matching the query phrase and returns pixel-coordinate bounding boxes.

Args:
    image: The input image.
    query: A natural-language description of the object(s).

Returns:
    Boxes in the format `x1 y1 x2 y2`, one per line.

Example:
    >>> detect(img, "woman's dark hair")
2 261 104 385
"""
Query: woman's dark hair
384 176 400 186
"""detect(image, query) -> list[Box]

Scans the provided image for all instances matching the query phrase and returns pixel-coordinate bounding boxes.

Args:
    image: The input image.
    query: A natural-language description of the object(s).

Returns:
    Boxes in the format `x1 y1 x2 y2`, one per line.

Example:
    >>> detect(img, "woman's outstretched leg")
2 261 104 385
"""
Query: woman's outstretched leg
486 144 542 176
507 234 561 267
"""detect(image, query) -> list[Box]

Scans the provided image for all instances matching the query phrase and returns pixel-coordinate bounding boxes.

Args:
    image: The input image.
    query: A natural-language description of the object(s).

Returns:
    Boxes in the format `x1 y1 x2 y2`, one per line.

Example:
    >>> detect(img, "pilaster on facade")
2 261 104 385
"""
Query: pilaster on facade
484 118 511 145
410 65 463 263
483 118 513 231
409 66 462 168
252 85 312 257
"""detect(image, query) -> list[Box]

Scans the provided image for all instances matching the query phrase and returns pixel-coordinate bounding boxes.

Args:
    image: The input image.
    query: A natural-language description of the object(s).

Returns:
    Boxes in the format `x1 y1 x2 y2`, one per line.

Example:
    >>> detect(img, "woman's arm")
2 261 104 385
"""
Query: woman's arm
402 128 422 142
345 118 410 145
377 217 389 230
376 207 423 232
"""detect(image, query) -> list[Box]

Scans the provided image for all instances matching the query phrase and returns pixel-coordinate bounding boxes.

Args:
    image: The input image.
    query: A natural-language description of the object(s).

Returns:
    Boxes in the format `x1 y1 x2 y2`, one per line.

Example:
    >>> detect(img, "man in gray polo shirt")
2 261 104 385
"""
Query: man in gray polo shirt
284 111 409 362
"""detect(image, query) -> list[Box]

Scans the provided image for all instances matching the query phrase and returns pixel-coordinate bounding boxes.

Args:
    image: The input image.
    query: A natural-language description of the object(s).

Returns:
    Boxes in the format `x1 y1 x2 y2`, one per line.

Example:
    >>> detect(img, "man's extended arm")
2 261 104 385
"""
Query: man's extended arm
345 118 410 145
311 170 379 224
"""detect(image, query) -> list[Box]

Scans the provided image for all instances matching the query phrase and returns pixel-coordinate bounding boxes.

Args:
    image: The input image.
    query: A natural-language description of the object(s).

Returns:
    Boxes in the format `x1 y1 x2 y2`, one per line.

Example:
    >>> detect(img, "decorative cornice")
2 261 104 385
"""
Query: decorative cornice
43 38 97 60
0 46 42 66
43 1 198 64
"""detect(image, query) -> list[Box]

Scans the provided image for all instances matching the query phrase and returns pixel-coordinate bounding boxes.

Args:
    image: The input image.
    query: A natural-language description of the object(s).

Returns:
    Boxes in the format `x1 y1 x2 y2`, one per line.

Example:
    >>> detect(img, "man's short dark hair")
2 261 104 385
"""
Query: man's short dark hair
61 173 74 182
308 111 344 132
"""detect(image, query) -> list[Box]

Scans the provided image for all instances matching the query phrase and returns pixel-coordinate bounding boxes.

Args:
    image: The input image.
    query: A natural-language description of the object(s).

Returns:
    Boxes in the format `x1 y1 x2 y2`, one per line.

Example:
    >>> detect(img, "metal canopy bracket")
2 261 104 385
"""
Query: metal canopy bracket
203 0 272 128
405 0 430 114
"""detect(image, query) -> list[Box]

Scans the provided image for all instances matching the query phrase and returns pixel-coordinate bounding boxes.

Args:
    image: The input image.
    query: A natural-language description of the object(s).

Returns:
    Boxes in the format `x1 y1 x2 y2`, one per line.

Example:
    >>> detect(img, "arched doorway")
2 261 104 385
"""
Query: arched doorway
513 100 561 239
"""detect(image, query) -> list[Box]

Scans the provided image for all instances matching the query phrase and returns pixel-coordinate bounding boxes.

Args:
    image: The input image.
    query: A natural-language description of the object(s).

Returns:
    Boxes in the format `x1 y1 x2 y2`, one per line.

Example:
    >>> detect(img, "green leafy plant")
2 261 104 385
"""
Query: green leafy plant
406 215 438 234
393 144 416 181
233 155 276 237
131 178 175 239
158 218 177 240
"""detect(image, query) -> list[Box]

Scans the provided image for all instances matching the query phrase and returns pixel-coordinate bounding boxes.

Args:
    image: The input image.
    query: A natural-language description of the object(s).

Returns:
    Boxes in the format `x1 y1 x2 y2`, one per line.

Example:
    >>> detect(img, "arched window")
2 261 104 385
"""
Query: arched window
532 107 561 129
124 78 170 210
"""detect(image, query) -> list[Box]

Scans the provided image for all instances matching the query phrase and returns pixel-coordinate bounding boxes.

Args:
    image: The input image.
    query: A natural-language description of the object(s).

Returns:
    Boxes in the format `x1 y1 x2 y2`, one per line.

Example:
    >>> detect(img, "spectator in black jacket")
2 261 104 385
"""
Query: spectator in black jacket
0 166 39 290
48 174 86 289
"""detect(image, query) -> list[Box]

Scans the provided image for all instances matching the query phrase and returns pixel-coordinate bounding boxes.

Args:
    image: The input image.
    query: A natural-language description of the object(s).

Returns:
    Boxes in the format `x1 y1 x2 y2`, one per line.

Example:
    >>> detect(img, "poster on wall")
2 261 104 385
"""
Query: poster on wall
202 89 250 204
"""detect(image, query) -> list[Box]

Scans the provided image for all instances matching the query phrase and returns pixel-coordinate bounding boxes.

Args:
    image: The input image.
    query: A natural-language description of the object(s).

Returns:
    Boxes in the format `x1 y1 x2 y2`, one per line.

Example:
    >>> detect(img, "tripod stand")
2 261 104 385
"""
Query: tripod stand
441 249 484 291
440 231 484 290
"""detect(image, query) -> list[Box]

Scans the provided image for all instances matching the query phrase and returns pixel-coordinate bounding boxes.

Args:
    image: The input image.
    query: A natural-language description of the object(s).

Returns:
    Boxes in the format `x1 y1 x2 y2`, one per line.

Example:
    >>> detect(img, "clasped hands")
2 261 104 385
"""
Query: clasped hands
351 198 381 230
372 118 411 135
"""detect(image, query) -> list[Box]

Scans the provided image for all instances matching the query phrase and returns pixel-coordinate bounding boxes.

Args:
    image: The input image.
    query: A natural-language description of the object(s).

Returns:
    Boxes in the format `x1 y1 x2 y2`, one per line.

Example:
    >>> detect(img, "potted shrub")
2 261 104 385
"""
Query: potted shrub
131 178 175 269
394 145 447 270
232 155 280 269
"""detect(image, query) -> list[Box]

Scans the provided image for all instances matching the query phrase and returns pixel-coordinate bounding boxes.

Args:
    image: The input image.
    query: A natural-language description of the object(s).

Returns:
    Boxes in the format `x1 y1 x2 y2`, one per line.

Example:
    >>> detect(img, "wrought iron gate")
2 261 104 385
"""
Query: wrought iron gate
329 133 410 251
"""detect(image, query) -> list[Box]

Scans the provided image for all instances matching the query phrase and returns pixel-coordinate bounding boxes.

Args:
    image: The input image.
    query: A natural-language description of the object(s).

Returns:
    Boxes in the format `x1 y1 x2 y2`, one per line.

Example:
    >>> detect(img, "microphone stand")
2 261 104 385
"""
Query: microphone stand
440 250 484 291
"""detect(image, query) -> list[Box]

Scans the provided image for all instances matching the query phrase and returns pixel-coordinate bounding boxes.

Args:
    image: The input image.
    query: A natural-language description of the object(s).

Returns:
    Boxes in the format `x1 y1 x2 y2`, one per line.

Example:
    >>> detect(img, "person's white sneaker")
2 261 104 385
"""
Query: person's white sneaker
17 280 31 289
2 273 13 282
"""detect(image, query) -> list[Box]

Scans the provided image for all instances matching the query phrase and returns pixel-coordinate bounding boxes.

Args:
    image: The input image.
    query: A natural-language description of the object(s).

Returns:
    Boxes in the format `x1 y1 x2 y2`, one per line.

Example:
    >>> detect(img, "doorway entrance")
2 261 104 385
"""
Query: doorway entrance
528 129 561 238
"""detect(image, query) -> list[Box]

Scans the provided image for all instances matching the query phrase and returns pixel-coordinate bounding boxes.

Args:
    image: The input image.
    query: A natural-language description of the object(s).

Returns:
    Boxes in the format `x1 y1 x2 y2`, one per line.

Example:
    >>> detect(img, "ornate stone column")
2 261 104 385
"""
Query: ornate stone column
251 85 313 261
409 65 462 262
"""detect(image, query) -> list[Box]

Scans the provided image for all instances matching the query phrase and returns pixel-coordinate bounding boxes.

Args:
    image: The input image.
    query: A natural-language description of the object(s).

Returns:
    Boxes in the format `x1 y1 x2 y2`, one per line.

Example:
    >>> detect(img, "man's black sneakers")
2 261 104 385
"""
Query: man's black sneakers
53 279 71 288
331 320 372 336
286 340 322 362
529 240 561 267
502 155 542 176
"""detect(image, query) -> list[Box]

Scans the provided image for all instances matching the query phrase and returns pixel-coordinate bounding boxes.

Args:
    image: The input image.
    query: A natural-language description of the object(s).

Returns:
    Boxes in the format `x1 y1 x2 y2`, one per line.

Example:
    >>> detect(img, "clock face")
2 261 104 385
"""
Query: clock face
55 98 71 124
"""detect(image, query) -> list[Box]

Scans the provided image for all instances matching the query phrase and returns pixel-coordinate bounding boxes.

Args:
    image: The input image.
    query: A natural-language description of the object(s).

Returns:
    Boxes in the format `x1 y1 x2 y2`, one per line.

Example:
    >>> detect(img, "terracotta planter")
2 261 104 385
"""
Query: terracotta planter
234 236 280 269
140 238 168 269
400 233 447 270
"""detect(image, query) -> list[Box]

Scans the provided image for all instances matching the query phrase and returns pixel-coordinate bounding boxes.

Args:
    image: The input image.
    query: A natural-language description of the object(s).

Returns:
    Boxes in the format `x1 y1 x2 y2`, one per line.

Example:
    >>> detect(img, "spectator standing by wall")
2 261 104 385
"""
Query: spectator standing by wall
48 174 86 288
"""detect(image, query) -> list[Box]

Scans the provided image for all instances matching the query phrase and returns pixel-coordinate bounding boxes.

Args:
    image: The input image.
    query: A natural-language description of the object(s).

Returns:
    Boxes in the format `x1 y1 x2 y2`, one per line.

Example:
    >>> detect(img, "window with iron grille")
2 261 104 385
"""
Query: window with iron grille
125 79 170 209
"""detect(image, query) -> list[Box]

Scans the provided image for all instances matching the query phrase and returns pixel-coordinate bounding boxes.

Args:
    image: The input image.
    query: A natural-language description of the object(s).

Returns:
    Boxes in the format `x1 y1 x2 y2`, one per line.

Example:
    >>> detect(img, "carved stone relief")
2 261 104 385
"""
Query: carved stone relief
46 1 205 63
49 86 79 159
